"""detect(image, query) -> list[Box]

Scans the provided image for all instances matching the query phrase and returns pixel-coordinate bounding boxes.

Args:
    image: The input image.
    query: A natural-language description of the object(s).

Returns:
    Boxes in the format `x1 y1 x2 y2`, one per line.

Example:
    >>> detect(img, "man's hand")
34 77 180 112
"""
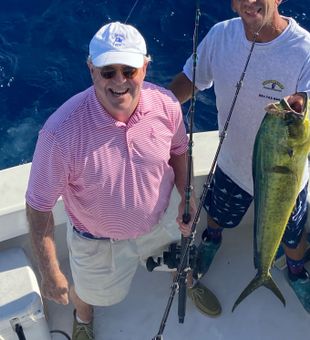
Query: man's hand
41 270 69 305
176 197 197 237
286 92 306 113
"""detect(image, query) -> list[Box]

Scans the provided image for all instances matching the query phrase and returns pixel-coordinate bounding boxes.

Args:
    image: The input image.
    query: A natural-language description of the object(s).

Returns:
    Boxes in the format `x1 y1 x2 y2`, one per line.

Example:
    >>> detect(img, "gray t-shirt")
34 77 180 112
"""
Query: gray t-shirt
183 17 310 195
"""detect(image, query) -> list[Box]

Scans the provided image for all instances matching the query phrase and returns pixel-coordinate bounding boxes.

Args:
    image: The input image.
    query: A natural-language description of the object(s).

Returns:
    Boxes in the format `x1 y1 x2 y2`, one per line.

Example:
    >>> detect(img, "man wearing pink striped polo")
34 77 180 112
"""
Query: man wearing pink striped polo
26 22 220 339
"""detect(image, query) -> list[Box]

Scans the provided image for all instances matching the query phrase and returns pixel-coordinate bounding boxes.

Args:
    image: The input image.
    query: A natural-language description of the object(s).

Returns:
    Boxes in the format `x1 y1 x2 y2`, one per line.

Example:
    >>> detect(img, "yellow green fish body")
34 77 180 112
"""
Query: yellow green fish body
233 93 310 311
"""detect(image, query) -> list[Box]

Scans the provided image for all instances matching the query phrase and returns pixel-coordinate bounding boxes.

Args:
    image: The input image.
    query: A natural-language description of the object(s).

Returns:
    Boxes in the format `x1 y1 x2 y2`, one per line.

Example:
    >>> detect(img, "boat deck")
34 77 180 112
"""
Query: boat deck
1 133 309 340
46 208 310 340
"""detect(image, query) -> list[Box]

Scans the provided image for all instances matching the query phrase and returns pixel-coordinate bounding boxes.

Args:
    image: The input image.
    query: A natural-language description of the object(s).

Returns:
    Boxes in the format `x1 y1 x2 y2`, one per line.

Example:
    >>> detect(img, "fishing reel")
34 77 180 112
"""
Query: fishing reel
146 242 198 272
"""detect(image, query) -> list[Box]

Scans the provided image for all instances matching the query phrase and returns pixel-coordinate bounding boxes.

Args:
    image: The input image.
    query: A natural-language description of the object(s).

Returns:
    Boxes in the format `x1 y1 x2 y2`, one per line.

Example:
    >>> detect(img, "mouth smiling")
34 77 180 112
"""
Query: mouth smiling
245 7 262 17
110 89 129 97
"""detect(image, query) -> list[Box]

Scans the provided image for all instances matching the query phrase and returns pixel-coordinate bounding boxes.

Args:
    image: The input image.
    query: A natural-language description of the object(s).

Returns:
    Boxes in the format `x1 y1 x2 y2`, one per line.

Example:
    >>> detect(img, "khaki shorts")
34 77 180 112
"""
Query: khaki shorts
67 206 180 306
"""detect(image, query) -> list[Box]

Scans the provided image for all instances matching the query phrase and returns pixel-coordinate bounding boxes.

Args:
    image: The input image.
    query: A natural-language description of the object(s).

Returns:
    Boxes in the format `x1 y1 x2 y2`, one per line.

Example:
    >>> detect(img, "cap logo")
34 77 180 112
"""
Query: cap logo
112 33 125 47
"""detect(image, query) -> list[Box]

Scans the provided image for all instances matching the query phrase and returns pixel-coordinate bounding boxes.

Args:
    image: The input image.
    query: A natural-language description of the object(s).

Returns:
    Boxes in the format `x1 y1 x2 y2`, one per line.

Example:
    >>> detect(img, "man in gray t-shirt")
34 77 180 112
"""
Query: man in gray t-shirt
170 0 310 314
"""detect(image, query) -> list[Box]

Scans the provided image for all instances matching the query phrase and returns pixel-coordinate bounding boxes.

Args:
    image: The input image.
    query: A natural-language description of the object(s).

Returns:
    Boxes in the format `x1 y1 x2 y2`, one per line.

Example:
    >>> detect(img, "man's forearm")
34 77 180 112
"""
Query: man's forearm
26 203 61 278
169 152 188 198
169 72 195 104
169 152 196 204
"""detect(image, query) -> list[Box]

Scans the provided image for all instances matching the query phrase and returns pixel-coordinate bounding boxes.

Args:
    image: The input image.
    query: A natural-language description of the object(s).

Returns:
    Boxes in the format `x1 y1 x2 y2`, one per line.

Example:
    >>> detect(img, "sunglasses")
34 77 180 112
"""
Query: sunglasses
99 66 139 80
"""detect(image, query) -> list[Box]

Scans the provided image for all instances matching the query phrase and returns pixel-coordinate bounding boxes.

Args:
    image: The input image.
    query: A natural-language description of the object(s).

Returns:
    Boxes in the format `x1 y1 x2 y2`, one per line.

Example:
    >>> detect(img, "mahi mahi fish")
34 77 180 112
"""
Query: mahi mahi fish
232 92 310 312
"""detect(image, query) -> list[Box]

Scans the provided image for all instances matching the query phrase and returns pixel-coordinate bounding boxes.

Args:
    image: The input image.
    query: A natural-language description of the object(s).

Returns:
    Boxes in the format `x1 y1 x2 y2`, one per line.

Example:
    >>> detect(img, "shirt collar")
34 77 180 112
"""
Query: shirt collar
90 83 153 129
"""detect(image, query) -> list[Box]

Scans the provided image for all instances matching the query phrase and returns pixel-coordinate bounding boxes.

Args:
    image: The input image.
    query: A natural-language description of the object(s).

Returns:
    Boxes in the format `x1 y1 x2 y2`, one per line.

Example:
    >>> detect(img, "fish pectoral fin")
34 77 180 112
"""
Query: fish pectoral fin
232 274 286 312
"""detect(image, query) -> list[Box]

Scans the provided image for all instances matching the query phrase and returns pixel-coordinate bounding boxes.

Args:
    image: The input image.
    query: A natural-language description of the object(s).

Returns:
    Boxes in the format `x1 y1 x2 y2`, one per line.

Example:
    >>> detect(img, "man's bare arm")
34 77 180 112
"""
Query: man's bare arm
26 203 69 304
169 152 196 237
169 72 196 104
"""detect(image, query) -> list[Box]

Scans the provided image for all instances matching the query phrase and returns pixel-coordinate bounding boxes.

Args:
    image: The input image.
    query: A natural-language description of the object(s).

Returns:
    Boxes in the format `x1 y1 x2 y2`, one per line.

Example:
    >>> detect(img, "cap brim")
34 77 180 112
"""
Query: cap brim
91 51 144 68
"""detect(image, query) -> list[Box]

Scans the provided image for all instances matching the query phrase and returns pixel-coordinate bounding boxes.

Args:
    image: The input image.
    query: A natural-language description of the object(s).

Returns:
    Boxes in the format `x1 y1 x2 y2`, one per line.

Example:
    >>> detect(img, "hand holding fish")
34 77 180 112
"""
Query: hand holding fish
286 93 306 113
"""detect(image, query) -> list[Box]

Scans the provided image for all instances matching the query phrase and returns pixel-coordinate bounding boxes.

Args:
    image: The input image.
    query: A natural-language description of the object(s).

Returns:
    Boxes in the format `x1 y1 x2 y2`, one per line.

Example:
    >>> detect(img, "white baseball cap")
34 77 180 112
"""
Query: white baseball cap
89 22 147 68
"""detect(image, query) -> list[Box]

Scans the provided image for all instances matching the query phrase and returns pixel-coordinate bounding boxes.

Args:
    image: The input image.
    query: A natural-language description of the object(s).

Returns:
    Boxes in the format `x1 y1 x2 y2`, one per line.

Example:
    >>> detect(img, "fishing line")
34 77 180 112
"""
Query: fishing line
124 0 140 24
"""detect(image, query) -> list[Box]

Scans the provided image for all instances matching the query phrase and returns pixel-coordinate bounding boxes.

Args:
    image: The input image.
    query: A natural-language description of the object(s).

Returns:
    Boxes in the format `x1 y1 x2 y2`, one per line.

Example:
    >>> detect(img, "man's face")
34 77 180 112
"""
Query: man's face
232 0 279 31
89 62 147 123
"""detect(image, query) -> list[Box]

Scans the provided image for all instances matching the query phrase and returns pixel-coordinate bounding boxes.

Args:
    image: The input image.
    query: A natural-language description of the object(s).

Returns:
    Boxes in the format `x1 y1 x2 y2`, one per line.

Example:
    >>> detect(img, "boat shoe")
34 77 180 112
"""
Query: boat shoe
288 268 310 313
187 281 222 316
193 239 221 280
72 310 94 340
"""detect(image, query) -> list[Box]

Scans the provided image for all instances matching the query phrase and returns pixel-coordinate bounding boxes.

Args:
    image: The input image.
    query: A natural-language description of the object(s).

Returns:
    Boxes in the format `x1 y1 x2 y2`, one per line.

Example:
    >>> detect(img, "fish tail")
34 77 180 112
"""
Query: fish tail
232 274 286 312
264 275 286 307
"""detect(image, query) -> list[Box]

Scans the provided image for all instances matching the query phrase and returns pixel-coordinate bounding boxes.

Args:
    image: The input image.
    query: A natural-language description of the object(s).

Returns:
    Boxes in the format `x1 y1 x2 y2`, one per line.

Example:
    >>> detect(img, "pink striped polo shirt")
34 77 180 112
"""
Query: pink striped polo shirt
26 82 188 239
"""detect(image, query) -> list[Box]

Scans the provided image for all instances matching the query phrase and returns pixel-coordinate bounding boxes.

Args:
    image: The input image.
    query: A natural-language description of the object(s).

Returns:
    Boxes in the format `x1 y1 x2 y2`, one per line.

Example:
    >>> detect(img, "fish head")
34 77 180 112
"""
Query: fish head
265 92 308 120
265 92 310 144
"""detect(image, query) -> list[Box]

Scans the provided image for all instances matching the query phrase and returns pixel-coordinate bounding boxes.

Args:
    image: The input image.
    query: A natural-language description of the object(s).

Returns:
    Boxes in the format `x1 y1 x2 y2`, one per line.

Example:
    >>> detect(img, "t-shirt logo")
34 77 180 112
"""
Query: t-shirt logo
262 80 284 92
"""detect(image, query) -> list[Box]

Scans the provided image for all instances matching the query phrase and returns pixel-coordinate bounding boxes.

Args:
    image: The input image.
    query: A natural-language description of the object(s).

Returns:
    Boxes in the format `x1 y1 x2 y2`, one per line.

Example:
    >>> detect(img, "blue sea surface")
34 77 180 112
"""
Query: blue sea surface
0 1 309 170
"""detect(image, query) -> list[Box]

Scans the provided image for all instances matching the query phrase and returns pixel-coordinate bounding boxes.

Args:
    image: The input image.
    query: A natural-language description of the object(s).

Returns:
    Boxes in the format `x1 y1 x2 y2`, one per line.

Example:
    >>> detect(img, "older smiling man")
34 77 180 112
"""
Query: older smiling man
25 22 220 340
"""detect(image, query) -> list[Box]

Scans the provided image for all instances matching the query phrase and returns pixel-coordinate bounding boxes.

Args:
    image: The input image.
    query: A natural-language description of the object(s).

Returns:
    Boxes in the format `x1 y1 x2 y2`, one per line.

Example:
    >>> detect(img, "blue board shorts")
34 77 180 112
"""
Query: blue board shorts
203 166 308 249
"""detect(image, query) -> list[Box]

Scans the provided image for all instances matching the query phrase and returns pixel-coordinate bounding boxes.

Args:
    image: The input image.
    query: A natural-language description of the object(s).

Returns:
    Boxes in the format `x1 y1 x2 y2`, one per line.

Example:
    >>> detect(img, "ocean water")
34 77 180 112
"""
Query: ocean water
0 1 309 170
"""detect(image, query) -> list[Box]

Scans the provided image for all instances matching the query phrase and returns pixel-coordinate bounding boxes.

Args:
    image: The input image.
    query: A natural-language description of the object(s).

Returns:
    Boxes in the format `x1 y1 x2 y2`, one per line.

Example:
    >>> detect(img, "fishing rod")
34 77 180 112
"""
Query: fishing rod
152 17 262 340
152 2 201 339
177 0 201 325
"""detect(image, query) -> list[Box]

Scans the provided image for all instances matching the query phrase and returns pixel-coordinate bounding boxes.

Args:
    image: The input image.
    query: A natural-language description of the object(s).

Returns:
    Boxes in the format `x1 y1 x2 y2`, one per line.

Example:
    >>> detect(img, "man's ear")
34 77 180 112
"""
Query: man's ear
231 0 237 13
87 61 96 81
87 60 93 71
